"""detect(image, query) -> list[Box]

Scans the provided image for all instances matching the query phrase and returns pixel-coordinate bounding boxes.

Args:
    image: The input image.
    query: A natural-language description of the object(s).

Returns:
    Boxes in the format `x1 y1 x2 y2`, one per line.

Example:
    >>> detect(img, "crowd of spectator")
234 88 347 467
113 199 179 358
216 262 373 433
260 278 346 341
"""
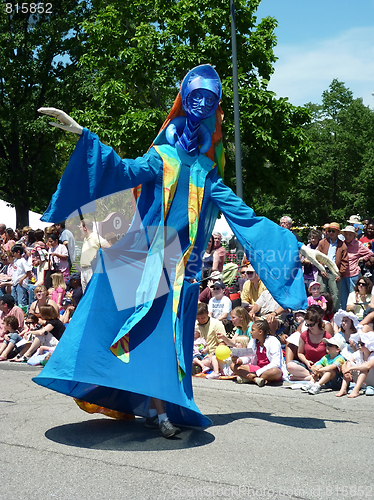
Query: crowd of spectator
1 213 374 398
0 220 89 364
195 214 374 397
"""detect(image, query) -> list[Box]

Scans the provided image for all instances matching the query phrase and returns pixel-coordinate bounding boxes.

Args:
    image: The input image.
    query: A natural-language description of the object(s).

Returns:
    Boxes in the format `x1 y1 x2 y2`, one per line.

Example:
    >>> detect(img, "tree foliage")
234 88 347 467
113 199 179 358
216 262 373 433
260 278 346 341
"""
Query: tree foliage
1 0 311 226
261 79 374 226
0 0 90 226
73 0 310 206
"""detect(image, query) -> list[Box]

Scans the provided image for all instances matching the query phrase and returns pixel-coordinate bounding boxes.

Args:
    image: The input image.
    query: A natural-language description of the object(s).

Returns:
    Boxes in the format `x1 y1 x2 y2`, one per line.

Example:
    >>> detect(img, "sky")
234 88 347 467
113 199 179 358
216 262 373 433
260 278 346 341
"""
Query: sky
254 0 374 108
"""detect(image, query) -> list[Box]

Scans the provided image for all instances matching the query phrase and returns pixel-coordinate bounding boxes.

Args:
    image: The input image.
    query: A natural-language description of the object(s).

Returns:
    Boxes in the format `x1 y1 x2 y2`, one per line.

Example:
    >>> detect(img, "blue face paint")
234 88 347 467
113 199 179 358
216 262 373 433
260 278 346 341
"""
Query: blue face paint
185 89 218 120
165 64 222 153
181 65 221 122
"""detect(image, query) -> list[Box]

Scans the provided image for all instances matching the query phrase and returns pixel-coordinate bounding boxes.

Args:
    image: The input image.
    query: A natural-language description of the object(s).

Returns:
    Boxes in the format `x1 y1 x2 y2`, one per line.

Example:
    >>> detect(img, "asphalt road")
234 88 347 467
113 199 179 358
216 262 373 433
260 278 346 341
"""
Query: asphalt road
1 363 373 500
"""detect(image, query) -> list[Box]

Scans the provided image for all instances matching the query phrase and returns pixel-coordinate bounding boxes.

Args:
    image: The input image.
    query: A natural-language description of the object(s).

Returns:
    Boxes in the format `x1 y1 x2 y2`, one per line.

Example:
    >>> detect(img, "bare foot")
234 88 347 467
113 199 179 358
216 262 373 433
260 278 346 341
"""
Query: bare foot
347 391 359 398
335 391 347 397
14 356 28 363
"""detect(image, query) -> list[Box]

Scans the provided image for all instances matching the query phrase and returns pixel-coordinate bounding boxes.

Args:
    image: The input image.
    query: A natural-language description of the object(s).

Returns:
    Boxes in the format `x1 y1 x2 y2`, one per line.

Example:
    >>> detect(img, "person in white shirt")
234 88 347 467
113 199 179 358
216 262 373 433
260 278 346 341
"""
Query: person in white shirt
208 280 232 320
249 289 287 335
79 219 110 292
11 245 32 307
47 233 69 280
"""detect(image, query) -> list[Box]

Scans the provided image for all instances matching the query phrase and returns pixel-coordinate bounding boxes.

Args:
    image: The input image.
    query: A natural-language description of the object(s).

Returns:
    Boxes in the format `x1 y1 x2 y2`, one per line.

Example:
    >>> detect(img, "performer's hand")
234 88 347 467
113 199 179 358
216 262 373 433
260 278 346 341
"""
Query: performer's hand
299 245 339 277
38 107 83 135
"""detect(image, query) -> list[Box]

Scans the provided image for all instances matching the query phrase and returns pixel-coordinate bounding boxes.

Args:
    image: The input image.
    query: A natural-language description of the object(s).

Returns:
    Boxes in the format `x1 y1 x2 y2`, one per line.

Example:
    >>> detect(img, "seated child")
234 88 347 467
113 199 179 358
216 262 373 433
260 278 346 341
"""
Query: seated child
206 335 251 379
192 328 209 373
336 331 374 398
50 273 66 309
231 306 252 340
231 319 288 386
301 337 345 394
0 316 23 361
19 313 40 341
221 336 251 376
11 313 42 361
60 297 75 324
15 304 65 362
307 281 327 310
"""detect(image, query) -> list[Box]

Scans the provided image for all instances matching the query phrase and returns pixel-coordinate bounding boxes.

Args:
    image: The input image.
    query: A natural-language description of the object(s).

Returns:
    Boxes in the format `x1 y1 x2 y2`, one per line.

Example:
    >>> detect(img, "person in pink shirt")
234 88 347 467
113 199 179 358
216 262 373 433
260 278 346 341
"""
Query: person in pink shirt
1 228 16 252
0 294 25 342
340 226 374 310
307 281 327 311
287 309 332 381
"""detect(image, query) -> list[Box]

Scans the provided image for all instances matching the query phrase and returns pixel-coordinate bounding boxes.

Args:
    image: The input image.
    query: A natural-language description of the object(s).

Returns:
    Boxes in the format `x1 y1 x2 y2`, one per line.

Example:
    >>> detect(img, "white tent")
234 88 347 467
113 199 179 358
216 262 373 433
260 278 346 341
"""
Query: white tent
0 199 50 230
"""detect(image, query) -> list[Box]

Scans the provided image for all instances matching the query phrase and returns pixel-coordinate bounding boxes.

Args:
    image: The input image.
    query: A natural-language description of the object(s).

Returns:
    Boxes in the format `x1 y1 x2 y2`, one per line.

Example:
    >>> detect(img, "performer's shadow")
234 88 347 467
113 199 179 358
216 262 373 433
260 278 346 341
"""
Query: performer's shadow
45 417 215 451
207 411 355 429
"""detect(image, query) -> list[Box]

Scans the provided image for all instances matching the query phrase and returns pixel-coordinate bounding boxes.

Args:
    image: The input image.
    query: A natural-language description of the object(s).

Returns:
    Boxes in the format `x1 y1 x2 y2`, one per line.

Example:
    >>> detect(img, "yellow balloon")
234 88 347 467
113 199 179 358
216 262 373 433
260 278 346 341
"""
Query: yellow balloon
215 344 231 361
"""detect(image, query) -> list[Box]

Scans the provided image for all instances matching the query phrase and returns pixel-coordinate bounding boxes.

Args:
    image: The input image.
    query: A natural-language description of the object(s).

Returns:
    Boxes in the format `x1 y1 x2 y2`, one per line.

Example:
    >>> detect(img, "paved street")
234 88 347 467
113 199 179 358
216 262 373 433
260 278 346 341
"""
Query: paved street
1 363 373 500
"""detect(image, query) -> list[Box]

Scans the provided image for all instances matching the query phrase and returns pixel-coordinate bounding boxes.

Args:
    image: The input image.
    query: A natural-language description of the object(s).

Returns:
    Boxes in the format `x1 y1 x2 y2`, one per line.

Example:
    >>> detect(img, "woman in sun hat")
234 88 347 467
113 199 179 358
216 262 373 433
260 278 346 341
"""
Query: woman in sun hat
317 223 348 312
336 331 374 397
333 309 359 360
340 225 374 310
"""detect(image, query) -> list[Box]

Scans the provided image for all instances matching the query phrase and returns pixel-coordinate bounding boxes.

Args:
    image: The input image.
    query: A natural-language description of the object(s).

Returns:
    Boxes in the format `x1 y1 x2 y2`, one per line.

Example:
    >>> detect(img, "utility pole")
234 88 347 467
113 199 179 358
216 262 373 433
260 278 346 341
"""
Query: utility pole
230 0 243 200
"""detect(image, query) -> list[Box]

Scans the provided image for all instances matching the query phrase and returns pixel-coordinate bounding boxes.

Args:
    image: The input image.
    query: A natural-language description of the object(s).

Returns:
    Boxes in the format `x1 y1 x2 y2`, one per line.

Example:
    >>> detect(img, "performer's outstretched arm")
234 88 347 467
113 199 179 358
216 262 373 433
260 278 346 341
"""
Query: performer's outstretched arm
210 176 307 310
38 109 162 223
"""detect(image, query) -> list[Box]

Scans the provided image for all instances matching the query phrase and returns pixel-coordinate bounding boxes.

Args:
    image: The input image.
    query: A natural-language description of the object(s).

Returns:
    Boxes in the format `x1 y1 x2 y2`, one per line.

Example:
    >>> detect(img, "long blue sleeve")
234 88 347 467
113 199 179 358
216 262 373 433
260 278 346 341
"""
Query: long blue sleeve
42 129 162 223
210 177 308 310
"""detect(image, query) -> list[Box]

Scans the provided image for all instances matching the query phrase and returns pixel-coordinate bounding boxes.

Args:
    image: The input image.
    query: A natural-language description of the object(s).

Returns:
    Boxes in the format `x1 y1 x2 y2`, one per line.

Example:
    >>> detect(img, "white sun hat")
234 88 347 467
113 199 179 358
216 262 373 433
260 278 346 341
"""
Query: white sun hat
333 309 359 329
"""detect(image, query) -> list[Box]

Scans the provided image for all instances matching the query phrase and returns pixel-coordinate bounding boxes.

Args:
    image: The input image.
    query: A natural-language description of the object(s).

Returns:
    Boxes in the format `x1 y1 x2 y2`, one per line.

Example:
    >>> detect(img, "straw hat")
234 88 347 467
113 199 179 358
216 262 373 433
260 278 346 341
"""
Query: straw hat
327 222 340 231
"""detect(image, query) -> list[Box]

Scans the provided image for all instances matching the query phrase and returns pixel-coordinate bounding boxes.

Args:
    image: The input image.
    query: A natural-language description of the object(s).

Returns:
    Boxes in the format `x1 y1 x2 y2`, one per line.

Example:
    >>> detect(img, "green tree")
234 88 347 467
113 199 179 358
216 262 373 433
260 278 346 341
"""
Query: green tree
72 0 310 208
0 1 90 226
274 79 374 226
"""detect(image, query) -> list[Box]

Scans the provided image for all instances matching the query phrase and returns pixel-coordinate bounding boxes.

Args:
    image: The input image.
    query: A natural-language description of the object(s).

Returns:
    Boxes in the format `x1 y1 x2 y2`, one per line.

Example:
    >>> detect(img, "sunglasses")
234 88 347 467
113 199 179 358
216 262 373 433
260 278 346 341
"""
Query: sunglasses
305 322 316 328
358 282 367 286
358 341 365 347
245 271 255 275
325 343 336 348
327 229 337 233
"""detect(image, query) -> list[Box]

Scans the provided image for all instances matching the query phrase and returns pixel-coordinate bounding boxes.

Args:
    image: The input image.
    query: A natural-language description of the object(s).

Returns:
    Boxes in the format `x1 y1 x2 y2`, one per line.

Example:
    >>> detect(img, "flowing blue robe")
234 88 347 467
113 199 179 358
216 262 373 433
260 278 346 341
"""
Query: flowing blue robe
33 128 307 427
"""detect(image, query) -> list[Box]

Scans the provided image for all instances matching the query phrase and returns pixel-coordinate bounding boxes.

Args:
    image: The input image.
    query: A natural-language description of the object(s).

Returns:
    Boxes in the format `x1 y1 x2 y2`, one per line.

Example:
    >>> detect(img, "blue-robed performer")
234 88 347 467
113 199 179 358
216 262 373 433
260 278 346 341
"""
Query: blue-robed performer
35 65 336 438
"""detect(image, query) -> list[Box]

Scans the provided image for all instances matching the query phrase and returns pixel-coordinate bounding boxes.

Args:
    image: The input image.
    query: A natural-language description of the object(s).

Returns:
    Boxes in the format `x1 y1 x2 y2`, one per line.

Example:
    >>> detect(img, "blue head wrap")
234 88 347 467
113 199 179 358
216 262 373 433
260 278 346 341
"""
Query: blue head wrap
181 64 222 112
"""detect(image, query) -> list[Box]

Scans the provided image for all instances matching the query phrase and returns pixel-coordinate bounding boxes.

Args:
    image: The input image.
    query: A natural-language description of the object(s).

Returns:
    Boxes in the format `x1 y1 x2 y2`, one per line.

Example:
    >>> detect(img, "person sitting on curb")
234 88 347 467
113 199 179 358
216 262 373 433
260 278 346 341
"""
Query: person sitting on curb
0 315 23 361
0 294 24 342
301 336 345 395
195 302 229 379
336 331 374 398
231 318 287 386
